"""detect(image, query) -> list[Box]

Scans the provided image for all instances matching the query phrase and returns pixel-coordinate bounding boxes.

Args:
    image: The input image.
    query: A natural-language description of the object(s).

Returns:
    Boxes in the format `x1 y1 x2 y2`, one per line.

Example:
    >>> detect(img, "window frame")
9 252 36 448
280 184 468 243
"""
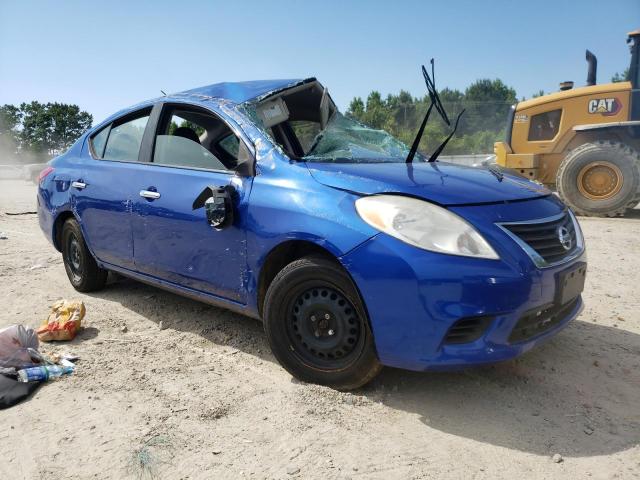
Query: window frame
527 109 563 142
89 124 111 159
147 102 256 176
88 106 153 163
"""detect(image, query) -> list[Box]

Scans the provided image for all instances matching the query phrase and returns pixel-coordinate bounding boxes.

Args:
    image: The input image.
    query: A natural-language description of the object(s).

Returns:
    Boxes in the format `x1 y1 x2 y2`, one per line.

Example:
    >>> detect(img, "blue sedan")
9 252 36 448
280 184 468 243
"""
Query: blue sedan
37 78 586 389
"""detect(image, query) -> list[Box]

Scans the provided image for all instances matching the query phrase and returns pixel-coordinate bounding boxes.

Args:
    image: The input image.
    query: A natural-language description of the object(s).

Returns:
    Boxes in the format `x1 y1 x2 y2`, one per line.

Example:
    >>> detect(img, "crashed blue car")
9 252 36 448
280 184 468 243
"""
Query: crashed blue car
37 77 586 389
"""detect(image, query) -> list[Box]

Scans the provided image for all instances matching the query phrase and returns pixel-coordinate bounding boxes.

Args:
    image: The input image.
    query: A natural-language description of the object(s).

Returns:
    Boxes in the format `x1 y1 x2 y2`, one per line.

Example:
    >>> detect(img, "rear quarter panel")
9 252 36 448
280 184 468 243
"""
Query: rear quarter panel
37 139 88 249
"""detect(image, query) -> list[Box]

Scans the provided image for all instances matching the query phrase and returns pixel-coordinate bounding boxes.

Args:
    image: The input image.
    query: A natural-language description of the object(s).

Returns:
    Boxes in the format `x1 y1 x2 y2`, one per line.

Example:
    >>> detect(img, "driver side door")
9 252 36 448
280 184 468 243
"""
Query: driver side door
131 103 255 303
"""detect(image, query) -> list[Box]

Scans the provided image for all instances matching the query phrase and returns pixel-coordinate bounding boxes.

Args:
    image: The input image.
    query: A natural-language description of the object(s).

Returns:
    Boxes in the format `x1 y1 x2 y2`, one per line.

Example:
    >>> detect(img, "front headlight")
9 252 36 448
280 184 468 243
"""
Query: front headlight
355 195 499 259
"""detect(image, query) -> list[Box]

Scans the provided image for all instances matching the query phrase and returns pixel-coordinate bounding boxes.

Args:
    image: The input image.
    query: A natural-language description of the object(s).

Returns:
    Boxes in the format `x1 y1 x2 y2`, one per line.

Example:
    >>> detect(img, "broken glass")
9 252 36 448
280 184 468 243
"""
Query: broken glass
242 101 424 163
302 113 415 163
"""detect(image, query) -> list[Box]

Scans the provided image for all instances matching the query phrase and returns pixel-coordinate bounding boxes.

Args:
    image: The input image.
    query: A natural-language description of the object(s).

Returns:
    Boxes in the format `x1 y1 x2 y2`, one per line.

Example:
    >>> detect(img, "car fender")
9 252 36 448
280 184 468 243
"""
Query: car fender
244 161 378 312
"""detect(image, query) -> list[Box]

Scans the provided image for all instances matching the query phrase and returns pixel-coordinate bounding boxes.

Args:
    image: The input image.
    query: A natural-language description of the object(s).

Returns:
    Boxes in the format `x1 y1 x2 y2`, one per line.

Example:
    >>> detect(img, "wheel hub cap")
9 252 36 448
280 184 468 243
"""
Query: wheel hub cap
577 161 623 200
288 287 361 364
66 235 82 281
71 241 80 269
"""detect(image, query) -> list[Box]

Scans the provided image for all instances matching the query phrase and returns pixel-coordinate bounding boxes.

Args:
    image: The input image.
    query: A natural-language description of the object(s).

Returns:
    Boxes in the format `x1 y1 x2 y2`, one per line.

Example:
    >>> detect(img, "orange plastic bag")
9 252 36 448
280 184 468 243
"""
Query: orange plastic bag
37 300 86 342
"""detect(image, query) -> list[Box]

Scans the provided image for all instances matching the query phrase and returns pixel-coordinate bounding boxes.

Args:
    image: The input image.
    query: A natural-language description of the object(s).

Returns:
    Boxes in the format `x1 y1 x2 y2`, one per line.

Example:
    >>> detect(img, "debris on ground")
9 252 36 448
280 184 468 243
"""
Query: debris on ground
0 232 7 240
52 352 80 363
29 260 48 270
0 324 77 406
552 453 563 463
17 362 75 383
37 300 86 342
0 373 40 409
0 324 40 369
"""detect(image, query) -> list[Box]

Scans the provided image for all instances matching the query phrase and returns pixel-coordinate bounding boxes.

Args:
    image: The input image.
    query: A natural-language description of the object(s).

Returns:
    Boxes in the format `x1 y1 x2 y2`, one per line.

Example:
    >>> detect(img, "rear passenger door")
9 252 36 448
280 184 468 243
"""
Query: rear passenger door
76 108 153 269
131 103 254 303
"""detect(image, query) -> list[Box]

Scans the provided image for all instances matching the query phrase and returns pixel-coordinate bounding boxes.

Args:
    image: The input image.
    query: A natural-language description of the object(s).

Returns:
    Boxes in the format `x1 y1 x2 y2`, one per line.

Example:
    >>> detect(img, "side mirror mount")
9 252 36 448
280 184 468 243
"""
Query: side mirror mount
192 185 234 230
235 140 256 177
235 158 255 177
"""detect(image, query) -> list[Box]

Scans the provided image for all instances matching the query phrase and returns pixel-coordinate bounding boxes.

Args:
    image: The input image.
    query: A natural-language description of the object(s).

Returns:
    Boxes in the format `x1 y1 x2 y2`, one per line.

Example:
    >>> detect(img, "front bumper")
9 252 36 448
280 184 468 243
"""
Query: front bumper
340 198 586 371
494 141 540 181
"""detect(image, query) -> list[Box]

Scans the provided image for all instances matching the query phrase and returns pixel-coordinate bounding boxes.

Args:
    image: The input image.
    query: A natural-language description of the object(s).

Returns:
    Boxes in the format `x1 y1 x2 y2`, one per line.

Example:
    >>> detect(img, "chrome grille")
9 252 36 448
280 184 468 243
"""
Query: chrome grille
497 211 583 268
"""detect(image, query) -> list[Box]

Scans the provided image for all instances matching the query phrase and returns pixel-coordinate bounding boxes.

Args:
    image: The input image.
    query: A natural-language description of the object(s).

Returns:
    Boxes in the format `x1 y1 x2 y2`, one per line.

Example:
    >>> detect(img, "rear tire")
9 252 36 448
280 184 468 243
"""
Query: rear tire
61 218 108 292
556 141 640 217
263 255 381 390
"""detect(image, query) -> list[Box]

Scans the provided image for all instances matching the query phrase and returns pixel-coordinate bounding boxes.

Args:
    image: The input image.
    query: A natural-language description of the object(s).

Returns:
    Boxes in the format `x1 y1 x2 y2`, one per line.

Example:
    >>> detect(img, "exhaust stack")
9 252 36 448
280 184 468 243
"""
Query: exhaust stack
628 30 640 89
628 30 640 121
586 50 597 86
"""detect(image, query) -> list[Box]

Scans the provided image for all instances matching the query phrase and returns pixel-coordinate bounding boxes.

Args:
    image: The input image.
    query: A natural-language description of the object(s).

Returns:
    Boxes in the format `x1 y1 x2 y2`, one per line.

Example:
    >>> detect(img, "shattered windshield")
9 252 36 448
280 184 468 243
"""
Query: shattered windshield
302 113 416 163
242 100 419 163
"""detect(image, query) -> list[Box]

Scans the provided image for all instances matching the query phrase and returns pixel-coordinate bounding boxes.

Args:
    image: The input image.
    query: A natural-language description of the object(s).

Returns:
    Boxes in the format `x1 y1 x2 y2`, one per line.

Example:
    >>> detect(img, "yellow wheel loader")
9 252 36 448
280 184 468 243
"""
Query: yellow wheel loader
494 30 640 217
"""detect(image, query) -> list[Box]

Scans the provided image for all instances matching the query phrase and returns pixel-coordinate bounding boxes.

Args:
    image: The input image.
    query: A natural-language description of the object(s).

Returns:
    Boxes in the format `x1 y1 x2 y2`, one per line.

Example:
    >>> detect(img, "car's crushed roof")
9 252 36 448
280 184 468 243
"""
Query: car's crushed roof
178 78 312 104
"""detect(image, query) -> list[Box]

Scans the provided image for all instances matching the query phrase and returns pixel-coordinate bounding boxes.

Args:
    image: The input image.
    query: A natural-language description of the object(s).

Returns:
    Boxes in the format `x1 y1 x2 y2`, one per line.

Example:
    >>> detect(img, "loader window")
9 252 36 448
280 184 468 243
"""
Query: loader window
528 109 562 141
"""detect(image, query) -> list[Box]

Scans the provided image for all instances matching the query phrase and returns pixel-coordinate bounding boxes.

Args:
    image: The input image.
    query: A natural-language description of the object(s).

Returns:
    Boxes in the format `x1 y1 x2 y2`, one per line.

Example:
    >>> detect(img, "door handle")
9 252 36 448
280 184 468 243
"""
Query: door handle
139 190 161 200
71 181 86 190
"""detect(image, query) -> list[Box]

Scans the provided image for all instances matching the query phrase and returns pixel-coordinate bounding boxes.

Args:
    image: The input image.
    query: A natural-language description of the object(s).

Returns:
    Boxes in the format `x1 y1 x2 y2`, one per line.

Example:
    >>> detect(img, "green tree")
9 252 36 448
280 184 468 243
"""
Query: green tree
611 68 630 82
461 79 516 135
168 119 205 137
20 101 92 156
0 104 22 133
49 103 92 153
347 97 365 119
345 77 517 156
0 104 23 157
362 91 387 129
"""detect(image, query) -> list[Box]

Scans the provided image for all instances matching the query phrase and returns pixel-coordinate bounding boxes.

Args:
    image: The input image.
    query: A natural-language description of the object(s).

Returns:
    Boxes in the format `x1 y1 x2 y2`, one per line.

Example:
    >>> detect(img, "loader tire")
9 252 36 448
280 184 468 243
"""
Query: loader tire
556 141 640 217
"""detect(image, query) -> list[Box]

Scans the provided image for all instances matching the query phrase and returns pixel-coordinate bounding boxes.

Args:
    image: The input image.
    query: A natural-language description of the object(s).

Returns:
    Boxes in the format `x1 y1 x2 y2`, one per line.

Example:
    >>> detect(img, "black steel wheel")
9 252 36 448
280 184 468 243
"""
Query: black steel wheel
263 255 381 390
61 218 108 292
287 286 364 370
66 235 83 283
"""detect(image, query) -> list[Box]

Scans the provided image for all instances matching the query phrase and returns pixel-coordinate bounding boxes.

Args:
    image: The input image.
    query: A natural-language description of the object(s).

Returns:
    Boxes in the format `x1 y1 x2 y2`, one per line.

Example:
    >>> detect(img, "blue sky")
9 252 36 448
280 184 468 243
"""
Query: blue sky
1 0 638 124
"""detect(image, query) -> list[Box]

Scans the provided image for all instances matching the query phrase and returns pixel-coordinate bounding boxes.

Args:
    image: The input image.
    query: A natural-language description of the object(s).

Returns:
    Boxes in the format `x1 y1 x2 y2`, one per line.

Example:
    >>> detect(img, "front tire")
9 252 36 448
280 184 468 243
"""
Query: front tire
263 256 381 390
556 141 640 217
61 218 108 292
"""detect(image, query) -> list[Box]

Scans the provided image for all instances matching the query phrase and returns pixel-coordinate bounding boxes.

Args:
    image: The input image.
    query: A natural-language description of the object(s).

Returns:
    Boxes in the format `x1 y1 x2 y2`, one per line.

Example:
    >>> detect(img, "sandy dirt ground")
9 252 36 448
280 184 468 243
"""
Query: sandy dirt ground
0 179 639 480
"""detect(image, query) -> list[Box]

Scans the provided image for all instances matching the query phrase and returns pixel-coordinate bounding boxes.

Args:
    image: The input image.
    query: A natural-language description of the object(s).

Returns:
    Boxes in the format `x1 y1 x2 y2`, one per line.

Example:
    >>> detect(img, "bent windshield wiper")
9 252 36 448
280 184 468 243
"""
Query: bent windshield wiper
487 165 504 182
406 59 465 164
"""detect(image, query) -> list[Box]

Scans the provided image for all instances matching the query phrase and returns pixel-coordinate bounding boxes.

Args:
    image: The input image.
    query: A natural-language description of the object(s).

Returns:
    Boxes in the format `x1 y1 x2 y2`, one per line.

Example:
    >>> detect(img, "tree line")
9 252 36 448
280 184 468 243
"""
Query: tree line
345 78 517 156
0 102 92 164
346 70 632 156
0 68 631 164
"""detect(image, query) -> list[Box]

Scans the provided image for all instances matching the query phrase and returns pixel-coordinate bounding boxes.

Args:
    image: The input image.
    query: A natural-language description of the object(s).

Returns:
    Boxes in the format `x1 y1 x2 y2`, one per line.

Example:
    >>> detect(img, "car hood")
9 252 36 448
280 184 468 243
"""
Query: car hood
305 161 550 206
